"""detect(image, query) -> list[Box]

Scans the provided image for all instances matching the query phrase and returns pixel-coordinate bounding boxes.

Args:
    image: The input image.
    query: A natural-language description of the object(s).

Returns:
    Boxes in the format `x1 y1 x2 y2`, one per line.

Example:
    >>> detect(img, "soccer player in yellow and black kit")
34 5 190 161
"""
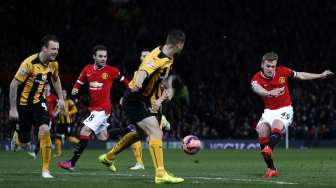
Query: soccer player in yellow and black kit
129 49 172 170
54 89 79 158
99 29 185 184
9 35 65 178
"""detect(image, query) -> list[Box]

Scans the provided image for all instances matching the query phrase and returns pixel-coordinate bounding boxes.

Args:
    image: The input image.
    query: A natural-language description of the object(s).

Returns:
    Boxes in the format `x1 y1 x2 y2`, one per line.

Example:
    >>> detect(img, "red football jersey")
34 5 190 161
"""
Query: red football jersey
73 64 129 114
46 94 58 118
251 66 295 110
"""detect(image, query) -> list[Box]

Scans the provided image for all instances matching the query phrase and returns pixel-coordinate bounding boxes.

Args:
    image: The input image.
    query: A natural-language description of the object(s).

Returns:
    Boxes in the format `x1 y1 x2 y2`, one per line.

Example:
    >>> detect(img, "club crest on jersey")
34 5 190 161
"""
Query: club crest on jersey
101 72 109 80
278 76 285 84
41 74 47 81
20 68 27 76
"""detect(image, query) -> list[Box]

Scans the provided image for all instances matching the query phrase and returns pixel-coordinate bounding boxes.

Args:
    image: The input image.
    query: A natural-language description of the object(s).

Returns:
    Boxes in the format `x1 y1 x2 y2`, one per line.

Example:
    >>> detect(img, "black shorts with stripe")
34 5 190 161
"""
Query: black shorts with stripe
122 91 155 124
17 102 49 143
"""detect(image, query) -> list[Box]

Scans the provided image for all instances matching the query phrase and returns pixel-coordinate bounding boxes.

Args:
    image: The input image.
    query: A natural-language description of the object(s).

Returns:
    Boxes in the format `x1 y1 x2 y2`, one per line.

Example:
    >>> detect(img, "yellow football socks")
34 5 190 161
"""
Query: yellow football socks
149 139 165 177
55 138 62 157
106 132 139 160
40 133 51 171
131 141 144 165
14 131 20 145
68 136 80 144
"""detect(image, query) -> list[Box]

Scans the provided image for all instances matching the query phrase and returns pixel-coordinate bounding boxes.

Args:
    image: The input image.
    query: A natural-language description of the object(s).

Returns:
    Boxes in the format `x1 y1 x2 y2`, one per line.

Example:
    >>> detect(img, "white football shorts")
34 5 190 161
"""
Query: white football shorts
256 105 294 133
83 111 110 134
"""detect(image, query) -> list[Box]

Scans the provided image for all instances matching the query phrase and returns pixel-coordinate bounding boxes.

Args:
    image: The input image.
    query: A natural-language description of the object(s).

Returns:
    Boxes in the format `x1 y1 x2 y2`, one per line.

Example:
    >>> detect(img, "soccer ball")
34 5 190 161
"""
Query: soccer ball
181 135 202 155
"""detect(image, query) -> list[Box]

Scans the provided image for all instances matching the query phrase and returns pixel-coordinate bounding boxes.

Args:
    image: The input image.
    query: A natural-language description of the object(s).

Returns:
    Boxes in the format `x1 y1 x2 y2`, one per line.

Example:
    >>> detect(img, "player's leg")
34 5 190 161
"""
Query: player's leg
35 102 53 178
257 123 277 177
101 130 141 171
58 125 91 170
66 124 80 144
99 95 144 170
59 111 107 170
137 116 184 184
39 123 53 178
54 123 66 158
269 119 284 150
130 141 145 170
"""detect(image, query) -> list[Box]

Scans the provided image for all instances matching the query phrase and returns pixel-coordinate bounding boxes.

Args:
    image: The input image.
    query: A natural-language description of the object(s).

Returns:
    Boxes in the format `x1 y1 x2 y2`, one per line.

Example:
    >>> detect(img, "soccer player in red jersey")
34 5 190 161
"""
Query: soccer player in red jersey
251 52 333 178
45 84 58 122
58 45 129 170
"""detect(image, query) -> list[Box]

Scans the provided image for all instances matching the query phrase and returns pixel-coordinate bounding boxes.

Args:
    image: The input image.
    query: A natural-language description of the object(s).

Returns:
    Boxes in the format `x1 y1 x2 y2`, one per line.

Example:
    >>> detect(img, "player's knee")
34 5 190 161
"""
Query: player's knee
80 125 92 136
272 119 285 131
18 131 31 144
39 124 50 134
257 123 270 136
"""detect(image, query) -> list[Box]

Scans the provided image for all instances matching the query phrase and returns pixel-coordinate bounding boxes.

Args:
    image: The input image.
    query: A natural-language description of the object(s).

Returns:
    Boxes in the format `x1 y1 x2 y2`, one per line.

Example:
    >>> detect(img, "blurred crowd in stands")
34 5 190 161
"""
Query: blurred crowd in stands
1 0 336 140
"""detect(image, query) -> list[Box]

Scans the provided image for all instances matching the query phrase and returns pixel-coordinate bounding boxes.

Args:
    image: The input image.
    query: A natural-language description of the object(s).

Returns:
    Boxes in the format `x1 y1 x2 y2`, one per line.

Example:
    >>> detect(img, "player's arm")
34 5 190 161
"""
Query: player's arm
9 79 21 119
68 100 78 115
50 63 65 109
116 71 130 88
131 59 165 92
294 70 333 80
9 60 32 119
72 67 87 95
251 81 284 97
162 75 173 101
131 70 148 92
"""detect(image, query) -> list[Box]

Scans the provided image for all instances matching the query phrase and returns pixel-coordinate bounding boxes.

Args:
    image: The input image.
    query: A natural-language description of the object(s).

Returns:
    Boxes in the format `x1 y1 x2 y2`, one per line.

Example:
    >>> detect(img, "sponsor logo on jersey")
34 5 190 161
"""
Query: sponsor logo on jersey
279 76 285 84
42 74 47 81
20 68 27 76
101 72 109 80
89 81 103 90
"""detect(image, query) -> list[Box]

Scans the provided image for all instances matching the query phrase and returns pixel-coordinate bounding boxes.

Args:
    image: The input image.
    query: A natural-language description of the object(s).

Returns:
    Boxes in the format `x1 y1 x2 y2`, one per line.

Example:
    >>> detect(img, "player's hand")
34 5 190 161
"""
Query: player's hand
151 99 162 112
58 99 66 111
163 89 173 101
9 108 19 120
130 85 141 92
71 88 79 95
131 81 142 92
268 87 285 97
321 70 334 79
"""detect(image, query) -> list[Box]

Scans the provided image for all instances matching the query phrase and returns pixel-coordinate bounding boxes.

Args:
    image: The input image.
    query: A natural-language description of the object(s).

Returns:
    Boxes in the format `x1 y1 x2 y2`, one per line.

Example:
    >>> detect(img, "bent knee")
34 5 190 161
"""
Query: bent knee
39 124 51 134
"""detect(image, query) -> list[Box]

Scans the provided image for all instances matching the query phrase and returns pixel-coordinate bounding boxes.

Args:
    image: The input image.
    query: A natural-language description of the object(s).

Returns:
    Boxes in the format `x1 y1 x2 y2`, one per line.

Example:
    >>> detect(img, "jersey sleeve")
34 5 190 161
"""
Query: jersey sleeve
14 60 32 82
251 73 260 84
139 58 167 76
282 67 297 78
51 62 59 81
73 66 88 90
114 68 129 88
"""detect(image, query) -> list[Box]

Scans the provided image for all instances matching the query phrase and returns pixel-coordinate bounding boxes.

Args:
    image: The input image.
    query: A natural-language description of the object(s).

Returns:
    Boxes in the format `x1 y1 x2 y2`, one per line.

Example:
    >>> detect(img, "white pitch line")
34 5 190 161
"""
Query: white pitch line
0 171 298 185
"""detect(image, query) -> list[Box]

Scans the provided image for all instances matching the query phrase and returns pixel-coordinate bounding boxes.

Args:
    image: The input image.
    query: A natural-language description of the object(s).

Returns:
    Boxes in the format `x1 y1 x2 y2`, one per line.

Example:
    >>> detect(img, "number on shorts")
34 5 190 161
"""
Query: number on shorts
281 112 290 120
41 102 48 111
85 114 95 122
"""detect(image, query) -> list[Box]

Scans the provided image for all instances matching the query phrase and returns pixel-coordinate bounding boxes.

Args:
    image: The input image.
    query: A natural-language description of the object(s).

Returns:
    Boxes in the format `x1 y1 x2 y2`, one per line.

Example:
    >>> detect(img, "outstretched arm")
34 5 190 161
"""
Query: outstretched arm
295 70 333 80
251 81 284 97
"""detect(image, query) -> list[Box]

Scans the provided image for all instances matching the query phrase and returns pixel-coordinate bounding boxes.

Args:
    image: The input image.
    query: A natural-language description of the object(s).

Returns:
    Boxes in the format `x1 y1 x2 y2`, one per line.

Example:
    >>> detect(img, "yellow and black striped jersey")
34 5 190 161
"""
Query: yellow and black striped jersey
129 47 173 99
56 98 78 124
14 53 59 105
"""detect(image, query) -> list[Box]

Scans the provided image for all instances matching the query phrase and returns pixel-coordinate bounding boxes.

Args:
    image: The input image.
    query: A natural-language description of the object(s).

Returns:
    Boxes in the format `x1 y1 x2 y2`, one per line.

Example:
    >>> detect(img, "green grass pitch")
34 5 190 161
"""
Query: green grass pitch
0 148 335 188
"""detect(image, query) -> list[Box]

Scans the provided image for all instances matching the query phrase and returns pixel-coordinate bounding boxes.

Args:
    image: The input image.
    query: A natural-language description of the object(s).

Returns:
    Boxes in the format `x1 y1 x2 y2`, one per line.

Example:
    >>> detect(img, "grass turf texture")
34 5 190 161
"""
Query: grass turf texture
0 149 335 188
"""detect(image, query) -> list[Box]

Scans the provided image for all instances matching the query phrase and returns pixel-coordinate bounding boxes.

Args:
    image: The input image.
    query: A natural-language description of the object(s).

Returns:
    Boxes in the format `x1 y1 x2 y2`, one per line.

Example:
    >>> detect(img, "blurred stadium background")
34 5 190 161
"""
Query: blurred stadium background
0 0 336 187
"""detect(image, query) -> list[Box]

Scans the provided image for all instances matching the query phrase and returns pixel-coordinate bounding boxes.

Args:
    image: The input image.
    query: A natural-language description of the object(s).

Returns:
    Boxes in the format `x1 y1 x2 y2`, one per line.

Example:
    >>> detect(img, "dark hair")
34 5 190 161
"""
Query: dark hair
262 52 278 62
92 45 108 56
166 29 186 45
40 34 59 48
